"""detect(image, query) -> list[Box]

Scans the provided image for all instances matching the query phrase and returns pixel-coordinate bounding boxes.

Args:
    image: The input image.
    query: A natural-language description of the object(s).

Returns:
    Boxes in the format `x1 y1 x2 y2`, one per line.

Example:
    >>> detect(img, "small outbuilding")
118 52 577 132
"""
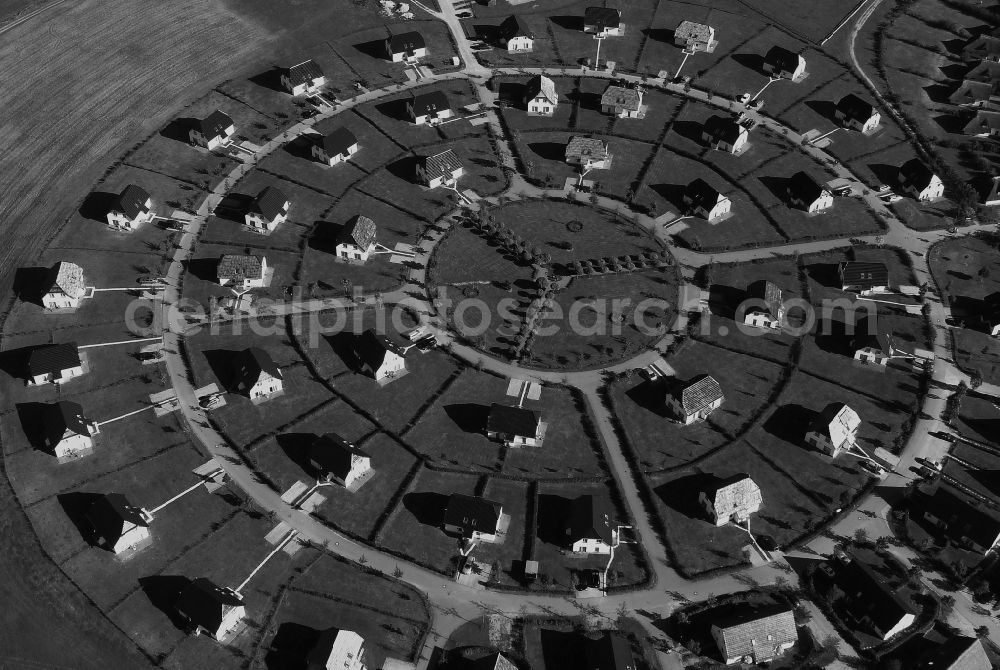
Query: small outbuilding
190 110 235 150
107 184 154 231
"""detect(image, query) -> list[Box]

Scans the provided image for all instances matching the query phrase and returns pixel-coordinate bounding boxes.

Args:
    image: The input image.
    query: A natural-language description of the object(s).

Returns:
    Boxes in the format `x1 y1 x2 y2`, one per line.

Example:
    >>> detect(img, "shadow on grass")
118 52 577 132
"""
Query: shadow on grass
276 432 317 479
161 118 195 144
402 491 449 527
184 257 221 282
536 494 573 547
139 575 192 632
654 472 719 520
804 99 839 125
763 403 817 445
203 349 237 392
79 192 118 223
264 620 322 670
56 492 102 547
12 266 51 306
624 379 670 418
16 402 54 453
706 284 747 320
443 403 490 434
386 155 422 184
249 67 285 93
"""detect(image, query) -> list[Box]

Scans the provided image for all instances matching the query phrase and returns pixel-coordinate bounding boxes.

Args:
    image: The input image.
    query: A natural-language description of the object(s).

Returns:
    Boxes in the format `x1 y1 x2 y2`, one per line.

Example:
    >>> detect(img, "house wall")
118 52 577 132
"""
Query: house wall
507 36 533 52
335 242 373 262
54 433 93 458
29 364 84 386
571 537 611 554
527 95 554 115
112 524 151 554
375 353 406 380
744 311 779 330
42 292 80 309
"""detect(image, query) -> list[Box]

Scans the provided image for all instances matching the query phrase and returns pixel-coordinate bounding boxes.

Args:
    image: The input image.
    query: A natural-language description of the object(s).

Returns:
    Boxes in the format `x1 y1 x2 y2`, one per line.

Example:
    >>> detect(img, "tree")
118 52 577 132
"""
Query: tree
615 602 630 628
940 594 956 616
975 625 990 638
875 536 890 551
852 528 869 546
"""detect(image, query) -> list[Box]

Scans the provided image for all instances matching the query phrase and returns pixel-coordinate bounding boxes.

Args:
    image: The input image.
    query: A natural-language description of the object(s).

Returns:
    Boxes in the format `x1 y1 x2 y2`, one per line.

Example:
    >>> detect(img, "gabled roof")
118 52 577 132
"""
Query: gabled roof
839 261 889 288
306 628 365 670
787 171 828 204
913 635 991 670
837 93 877 122
409 90 450 117
443 494 502 535
251 186 289 221
703 115 745 144
810 403 860 447
565 136 609 161
45 401 91 443
827 556 915 636
286 59 324 87
981 175 1000 204
963 109 1000 135
421 149 464 180
685 178 726 211
309 433 371 480
675 374 723 414
176 578 244 634
749 280 782 320
949 79 996 105
473 652 518 670
584 6 621 29
487 403 540 437
921 485 1000 550
86 493 149 545
712 605 797 661
27 342 81 376
44 261 86 298
704 474 761 510
600 85 641 111
343 214 376 249
114 184 151 219
566 494 614 544
233 347 282 388
218 254 264 281
198 110 234 139
500 15 532 40
524 74 558 105
963 34 1000 59
764 45 801 72
355 329 405 369
587 631 635 670
387 31 425 54
675 20 714 43
319 126 358 156
899 158 937 190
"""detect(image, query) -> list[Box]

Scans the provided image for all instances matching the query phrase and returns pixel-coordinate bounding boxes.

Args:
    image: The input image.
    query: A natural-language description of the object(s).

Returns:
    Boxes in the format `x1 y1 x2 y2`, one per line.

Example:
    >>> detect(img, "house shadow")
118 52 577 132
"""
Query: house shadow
651 183 688 213
868 163 900 187
732 52 766 76
549 15 583 31
573 89 603 112
276 433 317 479
924 82 956 104
469 23 500 43
970 469 1000 497
759 175 791 205
249 67 286 93
785 554 825 581
497 81 526 106
443 403 489 434
13 266 53 305
625 380 669 417
706 284 747 320
654 472 719 520
814 314 858 356
56 492 103 547
670 120 706 146
402 491 449 527
264 621 322 670
387 155 421 183
376 98 410 122
540 628 588 670
138 575 192 632
213 193 254 223
354 38 388 60
805 263 842 288
642 27 674 44
282 133 316 160
16 402 54 453
161 118 195 144
308 221 346 254
527 142 566 161
203 349 237 392
763 404 817 445
938 60 969 80
184 257 221 282
0 345 34 380
804 99 839 125
932 112 972 134
962 416 1000 444
536 494 573 546
79 192 118 223
324 332 363 372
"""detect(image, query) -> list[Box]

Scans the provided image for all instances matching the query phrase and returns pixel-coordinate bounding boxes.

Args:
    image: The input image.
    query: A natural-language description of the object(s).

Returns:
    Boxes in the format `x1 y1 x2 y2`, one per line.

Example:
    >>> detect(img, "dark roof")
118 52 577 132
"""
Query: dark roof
355 329 405 370
487 403 540 437
566 494 614 544
899 158 936 190
318 127 357 156
387 31 425 54
584 6 621 29
443 494 502 536
198 110 234 139
921 485 1000 550
309 433 371 479
837 93 877 122
286 60 324 88
827 556 915 636
421 149 464 180
963 109 1000 135
176 578 244 634
749 280 782 319
86 493 149 545
233 347 282 389
27 342 80 376
703 115 744 144
343 214 376 249
764 45 801 72
115 184 151 219
787 171 827 204
45 401 91 443
500 15 532 40
587 632 635 670
913 635 991 670
409 90 450 118
251 186 289 221
218 254 264 280
524 74 557 105
685 178 724 212
839 261 889 288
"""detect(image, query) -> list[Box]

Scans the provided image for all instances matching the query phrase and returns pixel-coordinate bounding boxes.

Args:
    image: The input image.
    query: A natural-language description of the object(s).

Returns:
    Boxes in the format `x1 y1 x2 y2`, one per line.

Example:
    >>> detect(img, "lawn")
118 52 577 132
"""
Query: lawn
351 79 482 149
497 76 578 134
469 477 531 588
954 391 1000 446
430 219 534 285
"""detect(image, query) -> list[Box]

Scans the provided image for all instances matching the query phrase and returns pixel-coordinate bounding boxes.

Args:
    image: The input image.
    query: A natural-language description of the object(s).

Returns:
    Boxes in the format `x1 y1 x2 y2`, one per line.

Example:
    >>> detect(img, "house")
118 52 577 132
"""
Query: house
835 93 881 133
983 176 1000 206
911 635 991 670
583 6 623 37
524 74 558 115
355 329 407 381
217 254 268 290
565 136 612 169
175 578 246 641
666 375 724 424
27 342 83 386
106 184 154 230
281 60 326 96
499 15 533 52
710 605 797 665
947 61 1000 107
473 652 518 670
309 433 373 489
674 20 716 52
898 159 944 201
407 90 453 125
85 493 152 555
306 627 366 670
962 33 1000 63
854 331 931 367
763 46 806 80
442 494 503 541
839 261 889 294
702 116 749 154
41 261 86 310
805 403 860 457
486 403 544 447
335 214 377 262
312 127 359 166
385 31 426 63
586 632 635 670
244 186 290 233
189 110 235 150
564 494 615 554
963 109 1000 138
232 347 283 401
744 280 783 330
699 474 762 526
44 401 97 459
786 171 833 212
600 85 644 118
417 149 465 189
817 555 916 641
684 178 731 221
920 485 1000 554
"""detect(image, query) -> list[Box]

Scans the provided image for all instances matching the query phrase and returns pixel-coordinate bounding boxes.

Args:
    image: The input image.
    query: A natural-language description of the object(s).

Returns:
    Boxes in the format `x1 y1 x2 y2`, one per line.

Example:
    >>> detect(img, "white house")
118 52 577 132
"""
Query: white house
385 31 427 63
674 20 717 52
442 494 503 541
306 628 367 670
565 136 612 170
44 401 97 459
189 110 235 150
486 403 544 447
805 403 860 457
27 342 84 386
699 474 762 526
666 375 724 425
106 184 154 231
281 60 326 96
417 149 464 189
309 433 373 490
41 261 86 310
312 127 359 166
86 493 153 556
702 116 749 154
763 46 806 80
564 495 615 554
523 75 558 116
600 85 644 118
232 347 283 401
335 214 377 263
787 171 833 212
711 607 797 665
583 6 623 36
835 93 881 133
499 15 533 52
355 329 407 382
898 159 944 201
244 186 290 233
176 578 246 641
839 261 889 294
743 280 784 331
217 254 268 290
407 90 453 125
684 178 731 221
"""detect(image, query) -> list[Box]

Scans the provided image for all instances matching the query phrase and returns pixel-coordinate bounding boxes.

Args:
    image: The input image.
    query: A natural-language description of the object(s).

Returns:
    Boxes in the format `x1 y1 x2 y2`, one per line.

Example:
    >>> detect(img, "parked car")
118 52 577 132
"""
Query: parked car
861 460 884 475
